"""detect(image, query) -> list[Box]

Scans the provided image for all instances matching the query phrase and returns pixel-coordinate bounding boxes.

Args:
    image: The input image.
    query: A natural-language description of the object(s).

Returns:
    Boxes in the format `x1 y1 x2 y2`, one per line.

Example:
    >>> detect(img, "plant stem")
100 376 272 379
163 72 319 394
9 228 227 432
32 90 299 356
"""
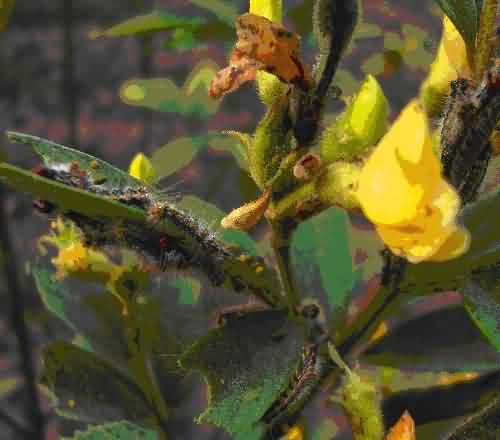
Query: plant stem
0 188 46 439
337 253 407 357
474 0 499 80
269 221 299 314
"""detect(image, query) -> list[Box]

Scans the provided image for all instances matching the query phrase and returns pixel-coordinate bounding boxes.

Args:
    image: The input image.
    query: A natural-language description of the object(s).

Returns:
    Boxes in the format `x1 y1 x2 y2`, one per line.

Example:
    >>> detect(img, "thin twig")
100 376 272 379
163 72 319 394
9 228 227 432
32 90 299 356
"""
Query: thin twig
0 187 46 439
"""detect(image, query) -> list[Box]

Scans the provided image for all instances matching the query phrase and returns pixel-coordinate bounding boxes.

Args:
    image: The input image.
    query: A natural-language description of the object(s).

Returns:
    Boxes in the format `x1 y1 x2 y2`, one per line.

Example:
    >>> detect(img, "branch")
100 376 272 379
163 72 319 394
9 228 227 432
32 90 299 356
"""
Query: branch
0 187 46 439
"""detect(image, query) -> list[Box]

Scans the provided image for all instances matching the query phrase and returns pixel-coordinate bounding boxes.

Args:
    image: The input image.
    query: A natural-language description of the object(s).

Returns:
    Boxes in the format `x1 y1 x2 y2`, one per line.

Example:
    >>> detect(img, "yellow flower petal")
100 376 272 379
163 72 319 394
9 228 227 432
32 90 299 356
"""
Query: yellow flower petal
249 0 282 22
374 181 465 262
419 16 471 116
428 226 470 262
357 100 440 225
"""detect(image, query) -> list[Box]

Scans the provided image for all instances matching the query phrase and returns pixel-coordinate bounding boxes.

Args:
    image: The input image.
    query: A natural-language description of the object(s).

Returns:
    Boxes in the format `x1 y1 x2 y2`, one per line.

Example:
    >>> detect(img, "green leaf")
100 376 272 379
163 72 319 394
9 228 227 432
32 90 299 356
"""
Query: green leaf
291 207 360 324
180 309 307 439
41 341 154 424
33 267 93 347
364 306 500 372
7 131 147 191
0 162 144 221
63 420 158 440
121 59 220 117
433 0 481 53
207 132 249 172
463 280 500 351
187 0 237 25
150 136 207 180
96 11 204 38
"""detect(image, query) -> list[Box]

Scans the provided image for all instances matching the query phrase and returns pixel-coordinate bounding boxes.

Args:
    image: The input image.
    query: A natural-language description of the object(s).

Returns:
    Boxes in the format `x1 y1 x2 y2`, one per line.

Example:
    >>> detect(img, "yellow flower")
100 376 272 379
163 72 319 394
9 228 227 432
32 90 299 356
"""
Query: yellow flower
420 16 471 116
357 99 470 263
281 424 304 440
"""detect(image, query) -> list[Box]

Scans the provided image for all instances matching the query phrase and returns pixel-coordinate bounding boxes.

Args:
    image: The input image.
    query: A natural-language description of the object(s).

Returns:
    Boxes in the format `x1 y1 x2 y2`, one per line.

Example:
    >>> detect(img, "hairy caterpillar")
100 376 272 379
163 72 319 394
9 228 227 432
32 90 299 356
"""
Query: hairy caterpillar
262 342 329 436
441 62 500 203
31 162 283 307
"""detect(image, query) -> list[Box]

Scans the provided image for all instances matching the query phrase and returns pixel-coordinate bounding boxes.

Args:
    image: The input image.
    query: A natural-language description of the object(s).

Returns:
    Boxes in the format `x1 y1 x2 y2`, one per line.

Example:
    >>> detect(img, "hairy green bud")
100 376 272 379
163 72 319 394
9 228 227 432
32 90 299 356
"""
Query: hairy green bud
320 74 388 163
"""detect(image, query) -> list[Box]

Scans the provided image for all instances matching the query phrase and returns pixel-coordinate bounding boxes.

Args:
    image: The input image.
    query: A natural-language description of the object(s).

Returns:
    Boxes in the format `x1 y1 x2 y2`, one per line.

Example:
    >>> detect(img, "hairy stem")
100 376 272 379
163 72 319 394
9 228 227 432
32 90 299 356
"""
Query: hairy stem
474 0 499 80
269 221 299 314
0 188 46 439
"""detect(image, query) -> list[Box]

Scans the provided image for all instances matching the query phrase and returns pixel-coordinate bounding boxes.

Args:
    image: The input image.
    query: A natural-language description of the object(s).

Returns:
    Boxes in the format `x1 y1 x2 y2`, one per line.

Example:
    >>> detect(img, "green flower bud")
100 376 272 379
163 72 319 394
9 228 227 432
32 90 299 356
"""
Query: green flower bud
320 75 388 163
249 96 293 189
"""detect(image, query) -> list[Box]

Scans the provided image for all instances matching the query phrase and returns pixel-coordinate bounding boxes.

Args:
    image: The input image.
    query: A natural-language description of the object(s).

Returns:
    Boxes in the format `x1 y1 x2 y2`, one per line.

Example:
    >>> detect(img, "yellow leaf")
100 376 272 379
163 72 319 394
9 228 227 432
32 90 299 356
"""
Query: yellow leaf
128 152 156 184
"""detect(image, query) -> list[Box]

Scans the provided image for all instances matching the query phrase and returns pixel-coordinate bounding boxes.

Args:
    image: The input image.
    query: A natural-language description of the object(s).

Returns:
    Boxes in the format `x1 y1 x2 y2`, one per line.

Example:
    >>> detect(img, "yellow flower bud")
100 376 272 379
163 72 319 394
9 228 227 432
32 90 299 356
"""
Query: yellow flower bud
321 75 389 163
128 152 156 184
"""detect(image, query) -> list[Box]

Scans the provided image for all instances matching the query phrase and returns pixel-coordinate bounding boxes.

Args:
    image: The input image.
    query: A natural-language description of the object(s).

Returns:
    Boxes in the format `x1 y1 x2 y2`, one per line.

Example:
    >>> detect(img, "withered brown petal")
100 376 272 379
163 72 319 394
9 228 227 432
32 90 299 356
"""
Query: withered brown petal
209 13 310 99
220 188 272 230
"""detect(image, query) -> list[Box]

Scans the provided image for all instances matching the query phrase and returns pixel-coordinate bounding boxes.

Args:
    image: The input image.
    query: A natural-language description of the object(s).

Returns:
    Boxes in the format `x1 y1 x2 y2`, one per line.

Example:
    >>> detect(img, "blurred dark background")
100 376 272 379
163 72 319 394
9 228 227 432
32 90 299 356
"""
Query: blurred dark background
0 0 445 438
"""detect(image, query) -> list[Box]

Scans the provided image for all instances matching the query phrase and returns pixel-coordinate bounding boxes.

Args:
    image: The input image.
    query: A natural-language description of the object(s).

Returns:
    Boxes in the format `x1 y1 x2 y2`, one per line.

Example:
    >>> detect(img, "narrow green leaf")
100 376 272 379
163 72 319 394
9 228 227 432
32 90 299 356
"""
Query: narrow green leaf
433 0 481 53
0 162 144 221
63 420 158 440
120 76 219 118
150 136 206 180
41 341 153 424
96 11 203 38
188 0 237 25
364 306 500 372
463 281 500 351
7 131 146 191
180 309 307 438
